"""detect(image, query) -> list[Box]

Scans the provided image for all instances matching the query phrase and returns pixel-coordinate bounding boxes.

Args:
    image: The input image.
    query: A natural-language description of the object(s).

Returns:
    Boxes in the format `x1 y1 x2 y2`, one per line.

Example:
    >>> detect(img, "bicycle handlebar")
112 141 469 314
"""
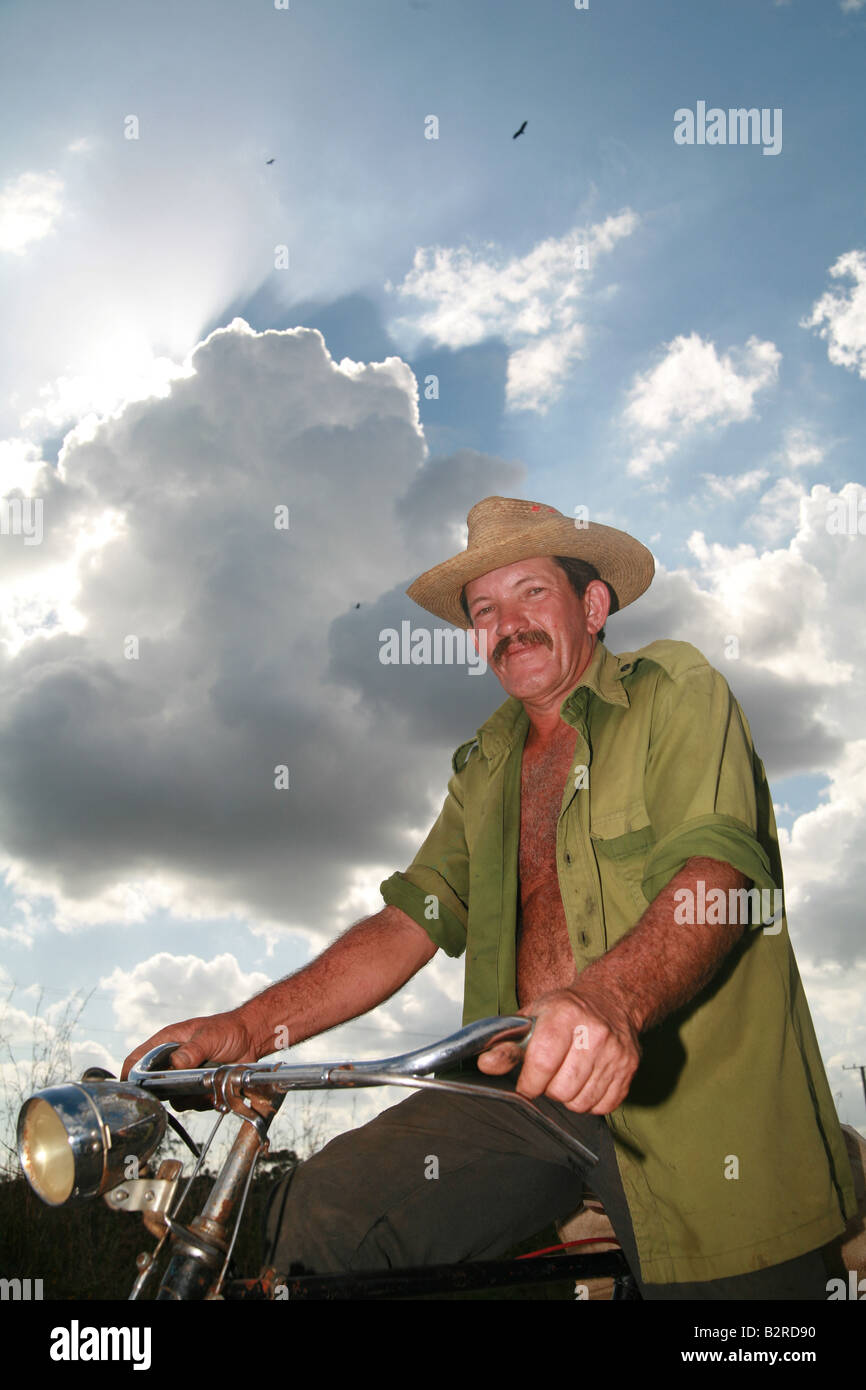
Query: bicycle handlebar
128 1015 599 1167
129 1015 534 1097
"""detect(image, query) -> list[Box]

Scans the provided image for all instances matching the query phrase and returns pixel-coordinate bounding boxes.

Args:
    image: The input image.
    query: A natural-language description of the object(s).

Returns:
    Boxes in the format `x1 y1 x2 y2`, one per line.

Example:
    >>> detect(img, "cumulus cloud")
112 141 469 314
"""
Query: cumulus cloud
779 425 825 471
624 333 781 478
19 349 195 434
608 481 864 974
95 944 464 1146
699 429 828 540
387 211 639 412
0 171 64 255
101 952 271 1049
0 437 48 496
840 0 866 12
802 249 866 378
702 468 769 500
748 476 805 545
0 320 523 943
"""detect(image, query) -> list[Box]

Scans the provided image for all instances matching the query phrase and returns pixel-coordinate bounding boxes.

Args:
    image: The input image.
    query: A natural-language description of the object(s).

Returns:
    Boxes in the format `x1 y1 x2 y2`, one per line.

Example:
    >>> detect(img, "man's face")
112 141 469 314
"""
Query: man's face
464 556 609 705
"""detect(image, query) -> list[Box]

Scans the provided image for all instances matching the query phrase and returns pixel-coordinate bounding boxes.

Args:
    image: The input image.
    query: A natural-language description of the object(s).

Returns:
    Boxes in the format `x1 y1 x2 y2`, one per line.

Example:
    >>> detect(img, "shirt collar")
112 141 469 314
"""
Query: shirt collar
473 641 632 764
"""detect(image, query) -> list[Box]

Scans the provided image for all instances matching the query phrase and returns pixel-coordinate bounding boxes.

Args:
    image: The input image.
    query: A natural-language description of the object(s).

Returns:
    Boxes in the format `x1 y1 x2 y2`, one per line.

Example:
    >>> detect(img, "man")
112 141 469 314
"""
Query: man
123 496 855 1299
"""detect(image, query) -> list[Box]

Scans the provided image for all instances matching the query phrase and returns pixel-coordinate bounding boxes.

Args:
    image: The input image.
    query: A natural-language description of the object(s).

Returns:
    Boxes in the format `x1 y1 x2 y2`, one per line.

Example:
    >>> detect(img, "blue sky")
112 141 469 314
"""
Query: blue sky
1 0 865 1159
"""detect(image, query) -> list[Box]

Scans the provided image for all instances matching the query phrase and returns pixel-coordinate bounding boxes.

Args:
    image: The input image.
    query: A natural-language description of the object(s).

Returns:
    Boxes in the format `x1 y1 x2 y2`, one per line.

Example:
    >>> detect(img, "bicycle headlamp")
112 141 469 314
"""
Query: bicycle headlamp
17 1080 166 1206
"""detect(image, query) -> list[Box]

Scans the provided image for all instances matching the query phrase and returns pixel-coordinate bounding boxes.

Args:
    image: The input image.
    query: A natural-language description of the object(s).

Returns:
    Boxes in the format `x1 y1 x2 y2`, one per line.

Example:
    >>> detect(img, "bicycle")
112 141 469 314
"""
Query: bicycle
17 1014 636 1301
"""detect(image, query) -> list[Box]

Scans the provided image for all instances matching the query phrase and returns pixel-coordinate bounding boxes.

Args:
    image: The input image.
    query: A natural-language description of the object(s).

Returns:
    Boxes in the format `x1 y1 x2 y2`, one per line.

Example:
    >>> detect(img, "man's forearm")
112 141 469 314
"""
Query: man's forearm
571 856 748 1034
237 905 438 1057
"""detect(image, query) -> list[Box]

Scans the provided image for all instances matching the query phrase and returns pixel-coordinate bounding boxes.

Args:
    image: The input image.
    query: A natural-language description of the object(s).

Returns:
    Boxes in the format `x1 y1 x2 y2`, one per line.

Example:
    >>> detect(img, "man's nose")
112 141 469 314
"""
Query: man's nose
494 600 527 638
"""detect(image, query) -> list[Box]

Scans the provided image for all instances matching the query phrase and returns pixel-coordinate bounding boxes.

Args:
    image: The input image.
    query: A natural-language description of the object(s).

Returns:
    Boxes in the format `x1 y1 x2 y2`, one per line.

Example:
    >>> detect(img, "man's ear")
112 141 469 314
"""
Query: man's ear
584 579 611 636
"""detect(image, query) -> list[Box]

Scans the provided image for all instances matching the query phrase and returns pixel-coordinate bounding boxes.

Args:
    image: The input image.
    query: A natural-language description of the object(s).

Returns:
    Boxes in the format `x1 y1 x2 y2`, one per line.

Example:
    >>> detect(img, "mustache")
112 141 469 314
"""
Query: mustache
492 629 553 663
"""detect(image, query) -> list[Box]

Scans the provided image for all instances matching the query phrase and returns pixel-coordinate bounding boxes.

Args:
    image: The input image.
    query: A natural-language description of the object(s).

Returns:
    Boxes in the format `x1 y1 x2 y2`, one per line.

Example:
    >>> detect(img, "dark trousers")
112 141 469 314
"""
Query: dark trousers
262 1082 834 1300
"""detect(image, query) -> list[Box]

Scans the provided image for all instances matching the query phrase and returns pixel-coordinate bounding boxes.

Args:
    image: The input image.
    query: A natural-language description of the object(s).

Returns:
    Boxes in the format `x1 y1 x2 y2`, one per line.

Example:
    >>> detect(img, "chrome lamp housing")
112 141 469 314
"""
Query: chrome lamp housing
17 1080 166 1207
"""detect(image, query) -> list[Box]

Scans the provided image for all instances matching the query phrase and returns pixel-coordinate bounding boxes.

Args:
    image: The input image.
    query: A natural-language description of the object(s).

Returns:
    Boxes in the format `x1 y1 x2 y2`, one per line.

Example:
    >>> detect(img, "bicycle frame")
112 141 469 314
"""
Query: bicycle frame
18 1015 635 1300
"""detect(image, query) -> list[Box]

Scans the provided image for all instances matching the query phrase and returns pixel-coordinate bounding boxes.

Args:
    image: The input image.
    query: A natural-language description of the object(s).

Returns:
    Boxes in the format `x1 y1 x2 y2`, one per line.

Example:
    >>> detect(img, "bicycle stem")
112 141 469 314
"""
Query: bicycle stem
155 1112 273 1301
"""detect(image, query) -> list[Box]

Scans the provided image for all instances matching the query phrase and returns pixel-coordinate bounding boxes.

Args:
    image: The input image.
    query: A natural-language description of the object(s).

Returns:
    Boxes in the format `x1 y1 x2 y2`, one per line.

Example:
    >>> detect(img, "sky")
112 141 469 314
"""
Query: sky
1 0 865 1170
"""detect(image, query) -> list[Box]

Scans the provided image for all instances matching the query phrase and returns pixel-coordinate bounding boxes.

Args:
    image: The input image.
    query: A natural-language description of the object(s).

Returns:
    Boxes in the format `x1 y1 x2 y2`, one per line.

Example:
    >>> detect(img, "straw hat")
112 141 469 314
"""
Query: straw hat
406 496 654 628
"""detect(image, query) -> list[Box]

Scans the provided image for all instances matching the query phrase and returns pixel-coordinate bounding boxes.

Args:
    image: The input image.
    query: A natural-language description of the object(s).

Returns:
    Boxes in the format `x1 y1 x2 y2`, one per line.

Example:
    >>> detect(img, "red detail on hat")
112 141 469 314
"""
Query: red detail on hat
530 504 540 511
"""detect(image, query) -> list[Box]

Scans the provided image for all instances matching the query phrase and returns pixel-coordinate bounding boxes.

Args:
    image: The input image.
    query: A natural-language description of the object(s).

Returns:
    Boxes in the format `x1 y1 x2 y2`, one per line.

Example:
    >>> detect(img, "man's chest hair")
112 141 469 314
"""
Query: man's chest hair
519 731 578 877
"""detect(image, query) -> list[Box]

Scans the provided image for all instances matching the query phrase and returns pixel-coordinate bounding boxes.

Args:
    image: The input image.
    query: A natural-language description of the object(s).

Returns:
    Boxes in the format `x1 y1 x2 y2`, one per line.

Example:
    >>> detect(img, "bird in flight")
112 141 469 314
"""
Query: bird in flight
266 158 275 165
512 120 527 139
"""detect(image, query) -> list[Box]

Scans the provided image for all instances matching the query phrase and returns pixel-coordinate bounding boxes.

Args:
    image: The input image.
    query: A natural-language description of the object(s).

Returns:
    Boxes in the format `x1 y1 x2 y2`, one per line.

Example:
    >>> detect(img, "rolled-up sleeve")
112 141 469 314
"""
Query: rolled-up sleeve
640 665 778 913
379 770 470 958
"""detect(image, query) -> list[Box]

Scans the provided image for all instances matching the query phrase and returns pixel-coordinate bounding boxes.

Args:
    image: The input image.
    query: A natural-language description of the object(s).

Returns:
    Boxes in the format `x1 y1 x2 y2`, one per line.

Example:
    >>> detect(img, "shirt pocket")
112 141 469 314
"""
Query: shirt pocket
589 799 656 927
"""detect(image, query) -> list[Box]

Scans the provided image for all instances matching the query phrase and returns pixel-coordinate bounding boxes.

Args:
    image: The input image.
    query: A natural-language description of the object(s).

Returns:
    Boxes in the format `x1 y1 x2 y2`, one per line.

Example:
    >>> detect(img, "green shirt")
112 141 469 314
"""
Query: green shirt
380 638 856 1284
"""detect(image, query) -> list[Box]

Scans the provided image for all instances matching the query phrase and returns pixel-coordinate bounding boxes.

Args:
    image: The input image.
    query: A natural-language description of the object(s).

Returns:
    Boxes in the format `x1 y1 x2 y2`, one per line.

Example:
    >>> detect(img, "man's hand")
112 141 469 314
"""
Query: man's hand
476 986 641 1114
477 859 749 1113
120 1009 258 1081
